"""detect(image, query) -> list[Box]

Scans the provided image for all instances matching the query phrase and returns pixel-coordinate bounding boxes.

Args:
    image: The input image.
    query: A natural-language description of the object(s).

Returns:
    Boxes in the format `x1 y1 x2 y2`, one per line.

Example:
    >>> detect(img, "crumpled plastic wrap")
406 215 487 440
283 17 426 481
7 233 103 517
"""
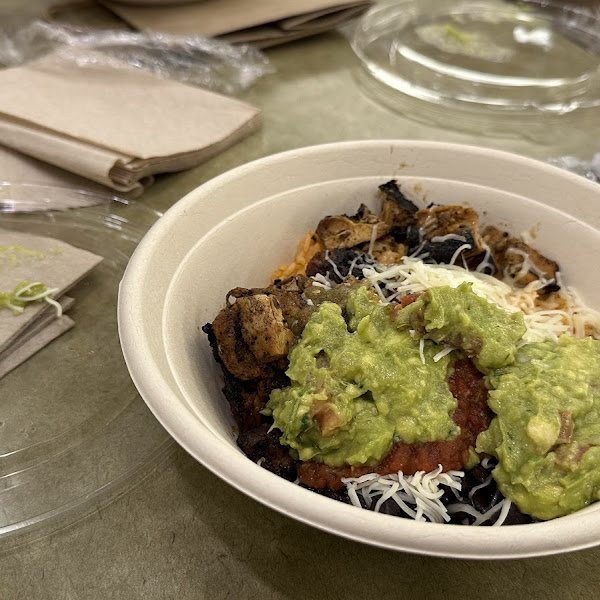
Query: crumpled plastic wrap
0 19 274 95
547 151 600 184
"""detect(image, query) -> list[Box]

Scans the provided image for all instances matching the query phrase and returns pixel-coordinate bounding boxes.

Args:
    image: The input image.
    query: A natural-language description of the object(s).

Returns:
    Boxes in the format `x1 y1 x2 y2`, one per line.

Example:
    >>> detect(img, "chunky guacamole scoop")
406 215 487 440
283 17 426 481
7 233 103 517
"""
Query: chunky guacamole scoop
477 335 600 520
265 286 458 467
395 282 526 370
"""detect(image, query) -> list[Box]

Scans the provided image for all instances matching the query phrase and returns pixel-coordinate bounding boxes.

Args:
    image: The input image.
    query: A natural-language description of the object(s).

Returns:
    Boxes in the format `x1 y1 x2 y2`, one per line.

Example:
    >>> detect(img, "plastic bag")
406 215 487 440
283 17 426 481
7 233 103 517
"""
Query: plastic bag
0 19 274 95
547 152 600 184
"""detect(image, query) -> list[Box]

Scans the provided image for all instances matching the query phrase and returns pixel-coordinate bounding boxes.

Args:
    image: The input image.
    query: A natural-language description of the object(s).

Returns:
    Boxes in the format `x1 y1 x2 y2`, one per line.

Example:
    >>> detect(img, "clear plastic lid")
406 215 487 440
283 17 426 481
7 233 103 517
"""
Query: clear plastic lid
0 192 174 545
352 0 600 116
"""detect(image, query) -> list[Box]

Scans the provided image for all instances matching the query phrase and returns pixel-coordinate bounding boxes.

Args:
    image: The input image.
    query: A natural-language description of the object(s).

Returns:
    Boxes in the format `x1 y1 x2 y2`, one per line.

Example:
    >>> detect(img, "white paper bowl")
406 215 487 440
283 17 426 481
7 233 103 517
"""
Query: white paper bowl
118 141 600 559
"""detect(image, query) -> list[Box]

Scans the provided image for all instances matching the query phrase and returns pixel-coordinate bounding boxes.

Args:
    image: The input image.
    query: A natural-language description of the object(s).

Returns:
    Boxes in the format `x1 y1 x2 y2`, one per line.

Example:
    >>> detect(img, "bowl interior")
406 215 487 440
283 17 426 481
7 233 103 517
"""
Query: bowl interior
119 141 600 558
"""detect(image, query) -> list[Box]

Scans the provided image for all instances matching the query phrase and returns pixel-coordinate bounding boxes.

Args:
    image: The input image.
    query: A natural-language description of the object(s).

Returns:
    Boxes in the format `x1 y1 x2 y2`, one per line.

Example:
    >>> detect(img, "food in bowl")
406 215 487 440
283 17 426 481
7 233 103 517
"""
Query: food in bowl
202 179 600 526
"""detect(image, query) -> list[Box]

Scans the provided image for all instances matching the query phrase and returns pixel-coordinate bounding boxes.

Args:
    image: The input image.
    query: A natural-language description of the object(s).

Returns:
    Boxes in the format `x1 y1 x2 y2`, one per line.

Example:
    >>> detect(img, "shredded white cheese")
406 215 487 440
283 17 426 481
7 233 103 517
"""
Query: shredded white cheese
474 244 494 275
311 272 333 289
325 251 345 282
447 497 512 526
432 346 455 363
481 456 495 469
449 243 473 266
343 466 515 526
12 281 62 317
343 466 463 523
418 338 425 365
430 233 467 243
347 255 360 278
468 475 493 500
367 224 378 257
493 498 512 527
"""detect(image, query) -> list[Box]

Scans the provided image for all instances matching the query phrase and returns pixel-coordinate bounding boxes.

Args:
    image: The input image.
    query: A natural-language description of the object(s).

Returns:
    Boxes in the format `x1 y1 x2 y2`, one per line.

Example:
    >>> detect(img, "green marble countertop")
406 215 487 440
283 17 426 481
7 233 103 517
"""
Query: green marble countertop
2 2 600 598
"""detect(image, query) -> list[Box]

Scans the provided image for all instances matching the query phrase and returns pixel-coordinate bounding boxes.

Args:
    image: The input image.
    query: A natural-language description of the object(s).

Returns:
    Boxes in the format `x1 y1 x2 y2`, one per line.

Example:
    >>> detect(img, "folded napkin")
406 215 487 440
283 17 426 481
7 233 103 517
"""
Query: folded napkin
0 146 146 211
0 51 261 192
0 295 74 360
0 299 75 379
0 228 102 378
100 0 373 47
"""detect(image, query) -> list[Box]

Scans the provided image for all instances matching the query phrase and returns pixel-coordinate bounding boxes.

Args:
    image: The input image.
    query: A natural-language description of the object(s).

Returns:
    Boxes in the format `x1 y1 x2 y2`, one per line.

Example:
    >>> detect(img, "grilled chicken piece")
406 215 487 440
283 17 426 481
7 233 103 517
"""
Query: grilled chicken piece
210 276 308 379
482 226 559 286
267 275 309 293
316 204 391 250
236 294 296 362
228 275 309 299
229 275 310 297
210 306 273 381
379 180 419 228
417 205 484 251
204 320 290 433
229 277 308 325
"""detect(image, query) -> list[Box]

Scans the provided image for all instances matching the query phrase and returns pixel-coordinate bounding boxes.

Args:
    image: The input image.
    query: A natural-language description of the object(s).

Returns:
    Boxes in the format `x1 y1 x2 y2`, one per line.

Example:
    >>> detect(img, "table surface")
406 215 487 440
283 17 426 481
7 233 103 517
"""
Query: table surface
3 2 600 599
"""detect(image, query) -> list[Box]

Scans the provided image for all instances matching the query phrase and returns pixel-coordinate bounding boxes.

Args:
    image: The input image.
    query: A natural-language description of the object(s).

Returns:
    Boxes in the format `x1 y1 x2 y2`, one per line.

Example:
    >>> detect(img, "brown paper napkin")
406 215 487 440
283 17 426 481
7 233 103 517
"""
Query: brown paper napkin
0 228 102 355
100 0 373 47
0 295 74 361
0 296 75 378
0 51 261 193
0 315 75 379
0 146 148 209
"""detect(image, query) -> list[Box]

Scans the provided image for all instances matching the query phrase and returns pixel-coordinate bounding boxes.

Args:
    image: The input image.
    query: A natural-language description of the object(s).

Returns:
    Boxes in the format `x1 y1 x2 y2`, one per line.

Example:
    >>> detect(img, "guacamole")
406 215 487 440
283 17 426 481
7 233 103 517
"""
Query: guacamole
477 335 600 520
395 282 526 370
266 286 460 467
